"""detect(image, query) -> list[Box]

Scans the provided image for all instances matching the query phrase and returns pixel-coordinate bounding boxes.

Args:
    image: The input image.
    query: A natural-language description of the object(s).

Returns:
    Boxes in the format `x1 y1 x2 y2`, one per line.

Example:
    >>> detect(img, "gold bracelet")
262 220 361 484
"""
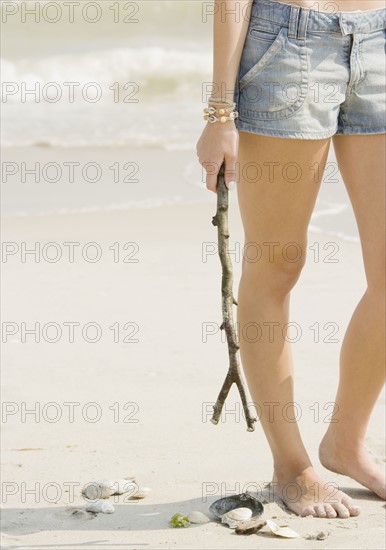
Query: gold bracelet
208 97 236 108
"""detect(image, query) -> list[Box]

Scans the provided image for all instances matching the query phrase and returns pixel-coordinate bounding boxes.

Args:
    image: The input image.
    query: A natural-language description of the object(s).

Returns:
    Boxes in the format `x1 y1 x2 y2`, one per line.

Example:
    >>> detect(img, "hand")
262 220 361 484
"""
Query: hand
196 121 239 194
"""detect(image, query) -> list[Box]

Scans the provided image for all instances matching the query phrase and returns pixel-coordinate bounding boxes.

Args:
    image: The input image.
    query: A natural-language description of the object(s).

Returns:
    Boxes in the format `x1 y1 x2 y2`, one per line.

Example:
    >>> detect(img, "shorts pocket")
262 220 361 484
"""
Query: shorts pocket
237 18 309 120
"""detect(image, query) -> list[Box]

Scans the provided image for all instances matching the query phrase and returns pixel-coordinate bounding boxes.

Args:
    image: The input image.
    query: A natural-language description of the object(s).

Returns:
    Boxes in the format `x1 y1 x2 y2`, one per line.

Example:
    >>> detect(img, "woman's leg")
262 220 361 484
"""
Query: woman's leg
236 131 360 518
319 133 386 500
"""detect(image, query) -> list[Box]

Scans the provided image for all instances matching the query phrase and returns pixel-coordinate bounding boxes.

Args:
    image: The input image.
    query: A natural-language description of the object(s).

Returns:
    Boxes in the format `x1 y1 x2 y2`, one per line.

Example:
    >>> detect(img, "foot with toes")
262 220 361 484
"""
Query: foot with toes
319 430 386 501
271 466 361 518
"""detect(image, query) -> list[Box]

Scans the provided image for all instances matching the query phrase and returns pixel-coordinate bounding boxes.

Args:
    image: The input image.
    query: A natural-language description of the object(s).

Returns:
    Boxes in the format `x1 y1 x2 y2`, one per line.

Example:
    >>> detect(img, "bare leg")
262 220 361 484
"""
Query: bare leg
319 133 386 500
236 131 360 518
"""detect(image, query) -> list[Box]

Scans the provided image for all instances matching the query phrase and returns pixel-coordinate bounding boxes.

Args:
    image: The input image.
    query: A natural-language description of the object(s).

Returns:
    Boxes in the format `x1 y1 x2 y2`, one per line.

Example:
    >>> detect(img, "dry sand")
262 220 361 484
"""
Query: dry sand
1 195 385 549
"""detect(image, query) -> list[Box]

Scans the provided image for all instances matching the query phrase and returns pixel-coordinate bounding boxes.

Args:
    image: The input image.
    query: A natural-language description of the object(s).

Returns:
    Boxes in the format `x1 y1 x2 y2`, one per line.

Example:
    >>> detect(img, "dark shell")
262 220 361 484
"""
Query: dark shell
209 492 264 520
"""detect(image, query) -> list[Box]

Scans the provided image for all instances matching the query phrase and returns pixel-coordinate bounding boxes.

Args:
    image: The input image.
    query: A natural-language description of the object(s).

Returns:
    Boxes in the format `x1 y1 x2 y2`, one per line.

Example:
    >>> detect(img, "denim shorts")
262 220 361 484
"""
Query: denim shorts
233 0 386 139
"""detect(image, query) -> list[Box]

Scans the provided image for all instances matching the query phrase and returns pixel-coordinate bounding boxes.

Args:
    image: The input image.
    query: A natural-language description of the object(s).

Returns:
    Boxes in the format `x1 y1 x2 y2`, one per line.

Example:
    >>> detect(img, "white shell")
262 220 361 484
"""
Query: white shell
112 479 137 495
82 479 137 499
227 507 252 521
188 511 210 524
221 512 243 528
131 486 151 499
266 519 300 538
123 475 136 482
82 480 115 500
85 499 115 514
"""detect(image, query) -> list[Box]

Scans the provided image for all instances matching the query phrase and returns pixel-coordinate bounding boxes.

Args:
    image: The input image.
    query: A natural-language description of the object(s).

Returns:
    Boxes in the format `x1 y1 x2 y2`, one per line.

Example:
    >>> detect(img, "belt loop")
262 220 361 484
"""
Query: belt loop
297 7 309 41
339 13 350 35
288 5 300 39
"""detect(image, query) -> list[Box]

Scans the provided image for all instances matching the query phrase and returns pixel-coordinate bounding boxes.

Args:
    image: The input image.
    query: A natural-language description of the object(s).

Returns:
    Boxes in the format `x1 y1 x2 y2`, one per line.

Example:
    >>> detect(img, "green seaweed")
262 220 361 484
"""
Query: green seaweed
169 512 191 528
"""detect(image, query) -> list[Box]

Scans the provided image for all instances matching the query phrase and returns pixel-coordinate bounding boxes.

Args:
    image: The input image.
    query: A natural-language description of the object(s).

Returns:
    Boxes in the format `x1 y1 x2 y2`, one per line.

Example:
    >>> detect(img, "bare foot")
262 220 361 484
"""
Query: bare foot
319 431 386 500
271 465 361 518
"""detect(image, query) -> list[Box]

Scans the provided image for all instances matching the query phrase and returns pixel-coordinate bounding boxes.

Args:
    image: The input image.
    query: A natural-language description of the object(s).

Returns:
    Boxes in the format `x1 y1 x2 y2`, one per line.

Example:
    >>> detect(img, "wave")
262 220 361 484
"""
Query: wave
1 44 210 149
1 45 212 102
3 195 186 218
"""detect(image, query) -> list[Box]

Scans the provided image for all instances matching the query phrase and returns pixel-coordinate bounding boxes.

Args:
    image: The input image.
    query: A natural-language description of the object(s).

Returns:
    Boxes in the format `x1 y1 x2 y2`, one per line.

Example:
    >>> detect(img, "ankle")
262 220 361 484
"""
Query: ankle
321 428 365 455
273 460 313 483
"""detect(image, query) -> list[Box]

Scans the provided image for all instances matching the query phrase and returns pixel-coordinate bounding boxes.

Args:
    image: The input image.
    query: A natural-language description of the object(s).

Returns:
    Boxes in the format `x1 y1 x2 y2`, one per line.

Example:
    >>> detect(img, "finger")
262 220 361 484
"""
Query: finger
206 172 218 194
224 153 237 190
203 160 221 194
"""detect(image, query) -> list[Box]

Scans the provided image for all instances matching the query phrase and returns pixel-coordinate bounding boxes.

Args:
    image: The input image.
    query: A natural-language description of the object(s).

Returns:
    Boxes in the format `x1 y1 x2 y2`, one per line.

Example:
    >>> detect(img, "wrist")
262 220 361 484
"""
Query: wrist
206 119 237 129
203 97 238 125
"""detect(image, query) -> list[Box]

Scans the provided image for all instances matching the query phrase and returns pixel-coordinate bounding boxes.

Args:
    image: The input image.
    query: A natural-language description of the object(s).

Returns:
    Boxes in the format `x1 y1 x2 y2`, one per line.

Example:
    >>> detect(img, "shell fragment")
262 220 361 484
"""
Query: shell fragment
266 519 300 538
130 486 151 499
221 513 240 528
85 499 115 514
82 479 137 500
188 511 210 524
113 479 137 496
227 508 252 522
221 507 253 528
235 518 267 535
209 492 264 520
82 480 115 500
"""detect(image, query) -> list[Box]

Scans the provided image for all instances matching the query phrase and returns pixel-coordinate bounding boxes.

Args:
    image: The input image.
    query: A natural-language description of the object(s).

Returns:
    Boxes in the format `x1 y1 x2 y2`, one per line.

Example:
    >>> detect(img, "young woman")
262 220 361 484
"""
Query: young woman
196 0 385 518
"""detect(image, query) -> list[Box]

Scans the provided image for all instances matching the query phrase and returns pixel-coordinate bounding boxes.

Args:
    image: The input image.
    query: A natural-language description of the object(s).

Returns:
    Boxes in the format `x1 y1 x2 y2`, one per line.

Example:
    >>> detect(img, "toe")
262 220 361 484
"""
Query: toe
332 502 350 518
301 506 317 517
324 504 337 518
341 497 361 516
314 505 327 518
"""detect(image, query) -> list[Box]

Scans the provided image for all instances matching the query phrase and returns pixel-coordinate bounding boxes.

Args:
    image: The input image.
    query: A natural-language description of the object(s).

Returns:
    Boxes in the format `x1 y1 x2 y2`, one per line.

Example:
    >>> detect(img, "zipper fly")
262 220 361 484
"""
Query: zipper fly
346 33 365 96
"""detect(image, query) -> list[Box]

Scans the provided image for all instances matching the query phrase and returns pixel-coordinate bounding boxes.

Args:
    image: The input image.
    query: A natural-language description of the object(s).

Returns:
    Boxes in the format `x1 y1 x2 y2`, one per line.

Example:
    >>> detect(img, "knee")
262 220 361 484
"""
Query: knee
366 281 385 308
241 253 306 297
367 268 386 298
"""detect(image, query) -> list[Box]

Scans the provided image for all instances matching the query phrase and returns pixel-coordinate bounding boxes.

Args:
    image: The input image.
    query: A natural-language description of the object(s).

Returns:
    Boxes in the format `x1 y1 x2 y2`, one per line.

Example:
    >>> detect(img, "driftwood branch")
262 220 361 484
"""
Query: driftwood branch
210 162 257 432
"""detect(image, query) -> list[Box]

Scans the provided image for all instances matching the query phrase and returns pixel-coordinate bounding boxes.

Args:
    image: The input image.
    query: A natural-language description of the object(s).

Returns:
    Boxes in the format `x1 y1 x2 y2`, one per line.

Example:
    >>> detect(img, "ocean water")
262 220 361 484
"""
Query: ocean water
1 0 213 149
1 0 360 242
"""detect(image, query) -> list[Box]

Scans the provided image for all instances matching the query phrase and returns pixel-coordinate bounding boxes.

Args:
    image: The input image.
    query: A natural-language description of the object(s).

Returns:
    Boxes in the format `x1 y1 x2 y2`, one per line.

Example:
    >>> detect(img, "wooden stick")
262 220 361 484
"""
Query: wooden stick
210 161 257 432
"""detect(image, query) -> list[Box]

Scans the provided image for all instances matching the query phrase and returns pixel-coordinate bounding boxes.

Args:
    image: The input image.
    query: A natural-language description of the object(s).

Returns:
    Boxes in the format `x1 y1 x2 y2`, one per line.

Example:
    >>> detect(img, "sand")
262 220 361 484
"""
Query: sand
1 178 385 549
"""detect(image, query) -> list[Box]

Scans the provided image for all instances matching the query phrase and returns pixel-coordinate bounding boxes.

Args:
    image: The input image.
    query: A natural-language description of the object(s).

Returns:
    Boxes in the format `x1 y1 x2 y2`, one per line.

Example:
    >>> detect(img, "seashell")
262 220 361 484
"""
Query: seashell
221 512 240 529
82 480 115 500
85 499 115 514
188 511 210 524
130 486 151 499
305 531 330 541
209 493 264 521
112 479 137 495
235 518 267 535
82 479 138 500
316 531 330 541
123 475 136 482
226 507 252 522
266 519 300 538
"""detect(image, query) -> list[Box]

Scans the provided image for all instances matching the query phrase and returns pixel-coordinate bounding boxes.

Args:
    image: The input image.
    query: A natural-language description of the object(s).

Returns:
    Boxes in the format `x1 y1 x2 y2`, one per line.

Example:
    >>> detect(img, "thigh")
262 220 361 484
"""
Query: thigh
237 131 331 260
332 133 386 290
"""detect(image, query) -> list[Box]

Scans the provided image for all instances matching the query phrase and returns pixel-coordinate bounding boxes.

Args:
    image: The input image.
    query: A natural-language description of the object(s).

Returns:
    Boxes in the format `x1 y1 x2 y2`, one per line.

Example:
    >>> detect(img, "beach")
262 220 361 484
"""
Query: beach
1 0 385 546
1 147 385 548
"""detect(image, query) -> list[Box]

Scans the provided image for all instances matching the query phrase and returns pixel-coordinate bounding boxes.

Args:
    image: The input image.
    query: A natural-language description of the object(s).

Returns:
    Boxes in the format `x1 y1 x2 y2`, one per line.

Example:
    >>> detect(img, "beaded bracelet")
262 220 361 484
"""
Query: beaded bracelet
203 110 239 124
204 106 234 115
204 97 238 123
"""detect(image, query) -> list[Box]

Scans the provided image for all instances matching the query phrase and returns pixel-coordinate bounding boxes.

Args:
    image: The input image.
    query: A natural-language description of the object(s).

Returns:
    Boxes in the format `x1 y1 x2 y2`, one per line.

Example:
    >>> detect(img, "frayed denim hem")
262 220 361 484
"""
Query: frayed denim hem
235 120 337 140
335 126 386 135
